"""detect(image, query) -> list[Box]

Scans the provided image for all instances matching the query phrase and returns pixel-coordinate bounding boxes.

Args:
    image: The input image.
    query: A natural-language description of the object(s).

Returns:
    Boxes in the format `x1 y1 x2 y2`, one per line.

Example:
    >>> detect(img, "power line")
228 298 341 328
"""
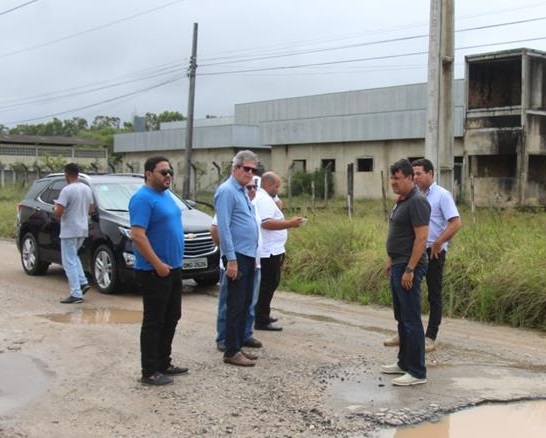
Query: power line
0 0 38 17
0 0 187 59
198 33 546 77
0 62 184 112
5 75 184 125
199 15 546 68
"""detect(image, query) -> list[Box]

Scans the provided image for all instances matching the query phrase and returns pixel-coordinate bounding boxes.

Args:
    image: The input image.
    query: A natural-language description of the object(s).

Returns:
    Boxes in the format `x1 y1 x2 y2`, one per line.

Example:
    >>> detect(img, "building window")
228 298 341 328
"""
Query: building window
321 159 336 172
408 156 423 165
291 160 306 173
357 157 374 172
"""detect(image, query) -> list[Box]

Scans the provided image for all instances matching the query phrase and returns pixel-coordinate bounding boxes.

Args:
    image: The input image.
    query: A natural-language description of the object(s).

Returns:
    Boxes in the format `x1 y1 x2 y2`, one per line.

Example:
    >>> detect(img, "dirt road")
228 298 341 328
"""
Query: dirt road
1 239 546 437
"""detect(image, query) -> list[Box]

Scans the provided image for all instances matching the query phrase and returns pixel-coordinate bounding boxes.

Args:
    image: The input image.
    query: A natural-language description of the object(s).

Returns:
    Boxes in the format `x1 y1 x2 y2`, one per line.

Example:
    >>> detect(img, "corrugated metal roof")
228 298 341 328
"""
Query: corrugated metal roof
114 124 269 153
0 134 103 147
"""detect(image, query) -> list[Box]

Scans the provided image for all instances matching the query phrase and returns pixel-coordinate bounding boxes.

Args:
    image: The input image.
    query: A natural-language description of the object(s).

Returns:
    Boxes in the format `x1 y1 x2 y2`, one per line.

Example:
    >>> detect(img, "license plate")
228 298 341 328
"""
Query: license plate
182 257 207 270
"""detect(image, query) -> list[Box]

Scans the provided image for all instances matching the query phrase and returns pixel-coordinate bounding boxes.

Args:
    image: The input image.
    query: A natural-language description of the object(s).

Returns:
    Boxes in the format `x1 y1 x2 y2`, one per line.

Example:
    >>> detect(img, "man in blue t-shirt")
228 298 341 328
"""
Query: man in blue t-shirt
129 156 187 386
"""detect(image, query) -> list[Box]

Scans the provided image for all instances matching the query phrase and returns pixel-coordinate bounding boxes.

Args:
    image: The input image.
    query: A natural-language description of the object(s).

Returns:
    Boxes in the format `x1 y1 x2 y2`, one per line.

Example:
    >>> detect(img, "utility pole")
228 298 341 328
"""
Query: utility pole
425 0 454 191
182 22 198 199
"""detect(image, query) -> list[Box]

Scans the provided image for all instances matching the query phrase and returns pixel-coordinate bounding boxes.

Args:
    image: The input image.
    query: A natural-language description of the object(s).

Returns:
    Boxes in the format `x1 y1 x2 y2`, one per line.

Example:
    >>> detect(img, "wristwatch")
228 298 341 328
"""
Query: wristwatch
404 266 414 274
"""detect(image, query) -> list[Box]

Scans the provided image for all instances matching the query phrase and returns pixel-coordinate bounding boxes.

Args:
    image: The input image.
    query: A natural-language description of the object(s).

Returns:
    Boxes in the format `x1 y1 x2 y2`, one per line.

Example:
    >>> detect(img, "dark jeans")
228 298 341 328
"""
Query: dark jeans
136 268 182 378
255 253 284 326
225 253 255 358
425 249 446 341
391 263 427 379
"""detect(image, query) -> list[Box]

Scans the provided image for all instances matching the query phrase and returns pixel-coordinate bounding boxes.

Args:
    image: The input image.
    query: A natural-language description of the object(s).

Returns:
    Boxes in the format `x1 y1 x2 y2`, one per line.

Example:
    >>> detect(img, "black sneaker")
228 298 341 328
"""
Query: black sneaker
141 372 173 386
163 365 189 375
60 295 83 304
81 284 91 295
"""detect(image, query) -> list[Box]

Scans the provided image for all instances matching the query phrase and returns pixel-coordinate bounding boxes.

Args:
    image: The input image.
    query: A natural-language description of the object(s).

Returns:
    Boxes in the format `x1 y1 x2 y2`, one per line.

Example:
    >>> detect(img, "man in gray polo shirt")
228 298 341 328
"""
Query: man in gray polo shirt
380 159 430 386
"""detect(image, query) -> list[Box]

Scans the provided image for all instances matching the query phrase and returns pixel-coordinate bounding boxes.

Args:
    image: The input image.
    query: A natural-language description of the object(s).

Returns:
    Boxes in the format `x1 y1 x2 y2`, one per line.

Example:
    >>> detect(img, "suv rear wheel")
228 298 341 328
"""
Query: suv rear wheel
20 232 50 275
92 244 119 294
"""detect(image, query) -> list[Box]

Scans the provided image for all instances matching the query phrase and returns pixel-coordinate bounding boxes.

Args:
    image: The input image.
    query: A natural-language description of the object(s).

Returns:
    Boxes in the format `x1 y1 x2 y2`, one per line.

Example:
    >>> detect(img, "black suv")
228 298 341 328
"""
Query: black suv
15 173 219 293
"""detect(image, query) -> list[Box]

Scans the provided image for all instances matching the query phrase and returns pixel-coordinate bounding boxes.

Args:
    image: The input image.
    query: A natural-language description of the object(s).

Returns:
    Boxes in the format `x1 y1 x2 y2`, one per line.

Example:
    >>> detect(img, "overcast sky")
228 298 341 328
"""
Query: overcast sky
2 0 546 127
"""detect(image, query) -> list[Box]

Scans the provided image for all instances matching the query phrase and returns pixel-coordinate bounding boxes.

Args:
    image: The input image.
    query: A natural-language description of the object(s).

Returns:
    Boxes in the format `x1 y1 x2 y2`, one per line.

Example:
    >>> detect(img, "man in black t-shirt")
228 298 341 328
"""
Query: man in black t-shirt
380 159 431 386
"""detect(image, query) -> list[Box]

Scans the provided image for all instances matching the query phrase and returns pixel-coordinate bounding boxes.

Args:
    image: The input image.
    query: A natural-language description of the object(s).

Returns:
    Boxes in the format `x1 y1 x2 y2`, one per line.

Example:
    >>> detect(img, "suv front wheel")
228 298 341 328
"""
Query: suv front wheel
92 244 119 294
20 232 50 275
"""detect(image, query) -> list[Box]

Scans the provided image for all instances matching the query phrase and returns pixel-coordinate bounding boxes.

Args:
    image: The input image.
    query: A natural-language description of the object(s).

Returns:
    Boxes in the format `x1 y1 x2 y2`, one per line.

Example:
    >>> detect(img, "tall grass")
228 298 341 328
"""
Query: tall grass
283 198 546 330
0 184 26 239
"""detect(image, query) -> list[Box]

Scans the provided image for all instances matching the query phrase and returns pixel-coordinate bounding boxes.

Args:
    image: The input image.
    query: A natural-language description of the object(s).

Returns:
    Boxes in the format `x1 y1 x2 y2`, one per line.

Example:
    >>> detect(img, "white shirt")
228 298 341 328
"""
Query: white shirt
254 188 287 258
425 182 460 252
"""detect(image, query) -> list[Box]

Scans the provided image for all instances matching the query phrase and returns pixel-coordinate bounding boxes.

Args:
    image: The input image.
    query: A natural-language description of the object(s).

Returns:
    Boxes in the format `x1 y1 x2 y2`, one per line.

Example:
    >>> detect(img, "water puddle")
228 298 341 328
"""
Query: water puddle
42 308 142 324
0 352 53 416
373 400 546 438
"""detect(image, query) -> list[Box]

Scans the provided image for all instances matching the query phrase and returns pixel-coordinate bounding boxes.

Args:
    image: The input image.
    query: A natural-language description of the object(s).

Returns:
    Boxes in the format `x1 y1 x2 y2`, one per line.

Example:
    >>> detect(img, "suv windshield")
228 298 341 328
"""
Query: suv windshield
93 182 188 212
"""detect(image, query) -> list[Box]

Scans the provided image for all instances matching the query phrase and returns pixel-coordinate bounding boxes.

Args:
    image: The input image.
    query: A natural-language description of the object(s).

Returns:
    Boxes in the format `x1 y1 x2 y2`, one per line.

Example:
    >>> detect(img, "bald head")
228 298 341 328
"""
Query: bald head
261 171 281 197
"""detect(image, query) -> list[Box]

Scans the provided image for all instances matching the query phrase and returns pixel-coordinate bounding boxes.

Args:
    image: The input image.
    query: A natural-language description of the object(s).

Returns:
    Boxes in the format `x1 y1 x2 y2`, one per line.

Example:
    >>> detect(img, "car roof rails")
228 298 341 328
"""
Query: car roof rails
44 172 91 180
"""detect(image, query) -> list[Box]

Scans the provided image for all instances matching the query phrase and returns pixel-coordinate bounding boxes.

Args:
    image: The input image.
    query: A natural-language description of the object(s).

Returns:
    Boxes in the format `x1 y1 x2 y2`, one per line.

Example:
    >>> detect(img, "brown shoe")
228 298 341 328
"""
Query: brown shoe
425 337 437 353
383 333 400 347
223 351 256 367
241 350 258 361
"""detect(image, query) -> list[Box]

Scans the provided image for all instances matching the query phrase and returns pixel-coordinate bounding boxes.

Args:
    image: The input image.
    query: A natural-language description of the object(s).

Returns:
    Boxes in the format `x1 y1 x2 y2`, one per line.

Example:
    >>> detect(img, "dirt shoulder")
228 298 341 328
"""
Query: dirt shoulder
1 239 546 437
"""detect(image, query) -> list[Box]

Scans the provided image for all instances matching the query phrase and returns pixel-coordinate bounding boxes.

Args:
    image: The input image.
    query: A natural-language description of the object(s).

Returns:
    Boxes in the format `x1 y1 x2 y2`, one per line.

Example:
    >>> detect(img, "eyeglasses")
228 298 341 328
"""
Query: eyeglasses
246 185 257 191
155 169 174 176
240 165 257 174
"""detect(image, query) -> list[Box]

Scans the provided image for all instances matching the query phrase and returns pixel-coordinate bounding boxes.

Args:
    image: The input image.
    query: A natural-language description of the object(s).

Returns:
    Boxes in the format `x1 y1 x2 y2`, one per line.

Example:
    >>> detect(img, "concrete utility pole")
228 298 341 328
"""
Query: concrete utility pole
425 0 454 191
182 22 198 199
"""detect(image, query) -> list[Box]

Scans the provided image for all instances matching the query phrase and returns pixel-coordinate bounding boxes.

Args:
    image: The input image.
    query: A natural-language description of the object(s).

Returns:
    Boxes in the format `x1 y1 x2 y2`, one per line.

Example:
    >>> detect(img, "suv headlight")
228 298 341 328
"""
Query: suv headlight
119 227 132 239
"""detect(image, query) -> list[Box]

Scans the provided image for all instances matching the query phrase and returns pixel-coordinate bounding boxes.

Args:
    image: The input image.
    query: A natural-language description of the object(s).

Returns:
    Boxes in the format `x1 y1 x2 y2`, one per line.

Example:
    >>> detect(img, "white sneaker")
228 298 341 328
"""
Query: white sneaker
380 362 405 374
392 373 427 386
383 334 400 347
425 337 436 353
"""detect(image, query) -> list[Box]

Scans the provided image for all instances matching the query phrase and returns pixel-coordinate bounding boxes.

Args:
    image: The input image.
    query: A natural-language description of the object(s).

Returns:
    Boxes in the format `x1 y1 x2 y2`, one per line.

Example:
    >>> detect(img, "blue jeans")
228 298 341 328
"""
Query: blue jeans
390 263 427 379
216 267 261 344
60 237 88 298
224 253 256 357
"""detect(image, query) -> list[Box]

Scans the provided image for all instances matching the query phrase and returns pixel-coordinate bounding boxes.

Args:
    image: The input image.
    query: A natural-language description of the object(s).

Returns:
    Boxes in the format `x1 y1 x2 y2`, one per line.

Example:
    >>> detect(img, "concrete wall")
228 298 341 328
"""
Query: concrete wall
122 147 271 194
272 138 464 199
0 144 108 171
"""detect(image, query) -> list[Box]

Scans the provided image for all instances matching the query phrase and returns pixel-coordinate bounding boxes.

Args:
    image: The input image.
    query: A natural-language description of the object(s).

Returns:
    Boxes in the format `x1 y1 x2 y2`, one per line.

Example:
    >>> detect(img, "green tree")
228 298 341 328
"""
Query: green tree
91 115 120 130
145 111 185 131
62 117 88 136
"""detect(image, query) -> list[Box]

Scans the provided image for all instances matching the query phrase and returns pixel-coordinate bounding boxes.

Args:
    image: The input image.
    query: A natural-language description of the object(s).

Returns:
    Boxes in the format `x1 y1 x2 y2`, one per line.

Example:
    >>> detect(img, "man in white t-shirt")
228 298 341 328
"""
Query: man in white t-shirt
254 172 305 331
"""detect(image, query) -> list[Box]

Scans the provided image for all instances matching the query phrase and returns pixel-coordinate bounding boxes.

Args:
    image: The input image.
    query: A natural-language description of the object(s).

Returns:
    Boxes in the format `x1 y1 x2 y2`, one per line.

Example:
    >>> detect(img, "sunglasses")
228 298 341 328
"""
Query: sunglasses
155 169 174 176
246 185 257 191
240 165 257 174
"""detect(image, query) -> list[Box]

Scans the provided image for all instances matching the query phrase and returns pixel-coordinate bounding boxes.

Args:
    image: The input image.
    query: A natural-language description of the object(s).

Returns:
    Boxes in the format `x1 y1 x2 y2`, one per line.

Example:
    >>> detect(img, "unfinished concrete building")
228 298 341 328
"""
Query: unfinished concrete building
464 48 546 207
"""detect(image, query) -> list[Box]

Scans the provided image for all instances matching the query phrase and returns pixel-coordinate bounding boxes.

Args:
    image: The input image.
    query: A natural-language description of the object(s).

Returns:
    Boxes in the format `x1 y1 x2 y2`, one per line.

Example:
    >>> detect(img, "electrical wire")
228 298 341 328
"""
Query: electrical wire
0 0 187 59
0 0 38 17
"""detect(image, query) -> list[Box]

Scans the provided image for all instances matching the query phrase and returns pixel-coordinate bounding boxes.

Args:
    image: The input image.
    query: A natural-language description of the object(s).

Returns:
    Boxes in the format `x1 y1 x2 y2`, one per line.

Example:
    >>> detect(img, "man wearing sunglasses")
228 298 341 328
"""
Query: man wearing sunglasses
211 182 263 353
214 150 261 367
129 156 188 385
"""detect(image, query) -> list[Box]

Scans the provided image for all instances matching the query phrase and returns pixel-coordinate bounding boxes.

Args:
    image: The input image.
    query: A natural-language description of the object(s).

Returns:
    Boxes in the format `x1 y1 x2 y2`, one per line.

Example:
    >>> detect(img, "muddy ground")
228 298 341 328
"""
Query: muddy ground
1 238 546 438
